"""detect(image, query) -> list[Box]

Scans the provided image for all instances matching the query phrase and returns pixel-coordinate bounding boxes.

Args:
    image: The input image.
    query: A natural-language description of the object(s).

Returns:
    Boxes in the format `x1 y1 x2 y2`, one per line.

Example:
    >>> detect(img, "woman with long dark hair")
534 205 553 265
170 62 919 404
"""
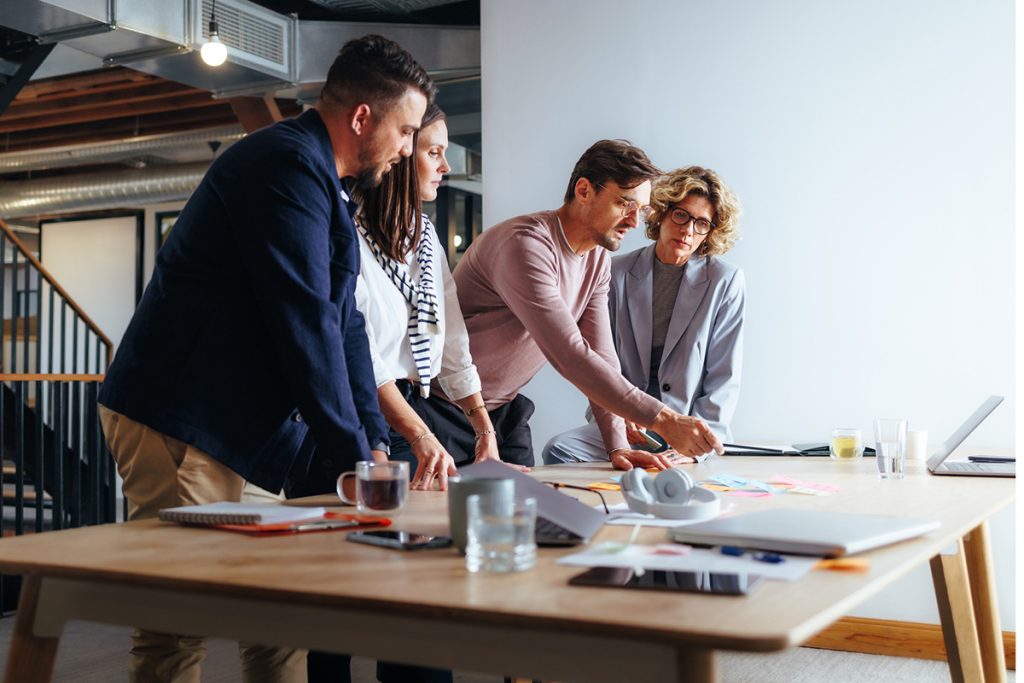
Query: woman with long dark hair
351 103 521 492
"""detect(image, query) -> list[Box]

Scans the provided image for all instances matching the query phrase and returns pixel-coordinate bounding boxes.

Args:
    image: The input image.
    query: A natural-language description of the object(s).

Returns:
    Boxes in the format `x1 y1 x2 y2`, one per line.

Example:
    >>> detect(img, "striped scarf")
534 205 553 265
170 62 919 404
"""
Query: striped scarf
358 220 440 398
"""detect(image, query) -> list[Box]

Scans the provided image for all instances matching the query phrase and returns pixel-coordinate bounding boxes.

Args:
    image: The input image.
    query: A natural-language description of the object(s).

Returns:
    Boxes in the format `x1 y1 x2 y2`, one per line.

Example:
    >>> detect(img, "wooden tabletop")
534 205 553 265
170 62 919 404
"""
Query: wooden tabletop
0 457 1013 653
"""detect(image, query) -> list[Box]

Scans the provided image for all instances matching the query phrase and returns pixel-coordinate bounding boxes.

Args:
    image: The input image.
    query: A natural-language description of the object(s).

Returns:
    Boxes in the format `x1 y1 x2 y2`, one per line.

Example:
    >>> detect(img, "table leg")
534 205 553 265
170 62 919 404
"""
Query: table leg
4 575 60 683
962 521 1007 683
930 538 984 683
676 647 716 683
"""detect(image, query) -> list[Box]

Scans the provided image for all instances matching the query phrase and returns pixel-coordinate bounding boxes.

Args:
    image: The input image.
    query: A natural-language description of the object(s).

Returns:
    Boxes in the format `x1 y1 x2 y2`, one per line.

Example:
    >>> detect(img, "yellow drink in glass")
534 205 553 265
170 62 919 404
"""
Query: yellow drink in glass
830 429 863 459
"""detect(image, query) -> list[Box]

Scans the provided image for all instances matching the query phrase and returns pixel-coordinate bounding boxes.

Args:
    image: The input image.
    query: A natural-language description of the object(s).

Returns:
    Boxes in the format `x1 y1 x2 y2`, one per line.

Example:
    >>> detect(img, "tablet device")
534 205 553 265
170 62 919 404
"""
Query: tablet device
569 566 762 595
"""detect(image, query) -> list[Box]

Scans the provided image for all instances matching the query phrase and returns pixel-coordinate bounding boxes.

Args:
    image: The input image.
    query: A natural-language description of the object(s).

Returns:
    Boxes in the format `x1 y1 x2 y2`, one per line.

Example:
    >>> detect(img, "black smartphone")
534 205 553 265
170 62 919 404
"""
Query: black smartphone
968 455 1016 464
568 566 762 595
346 530 452 551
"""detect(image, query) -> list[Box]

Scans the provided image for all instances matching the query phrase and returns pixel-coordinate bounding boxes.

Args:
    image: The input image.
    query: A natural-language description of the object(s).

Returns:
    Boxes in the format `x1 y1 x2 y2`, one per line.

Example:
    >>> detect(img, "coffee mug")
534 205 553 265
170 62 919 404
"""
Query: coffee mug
447 477 515 553
337 461 409 516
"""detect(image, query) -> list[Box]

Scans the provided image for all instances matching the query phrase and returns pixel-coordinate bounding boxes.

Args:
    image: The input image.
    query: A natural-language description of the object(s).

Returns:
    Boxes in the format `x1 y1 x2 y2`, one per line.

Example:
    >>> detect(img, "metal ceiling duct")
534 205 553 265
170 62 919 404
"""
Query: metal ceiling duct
0 126 245 173
0 162 209 218
304 0 468 14
0 0 478 97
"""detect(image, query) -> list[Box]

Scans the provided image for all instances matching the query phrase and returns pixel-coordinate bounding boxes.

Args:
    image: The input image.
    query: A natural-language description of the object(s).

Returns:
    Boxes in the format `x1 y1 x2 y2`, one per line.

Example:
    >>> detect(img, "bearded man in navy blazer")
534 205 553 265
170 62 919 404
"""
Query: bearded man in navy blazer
97 35 434 682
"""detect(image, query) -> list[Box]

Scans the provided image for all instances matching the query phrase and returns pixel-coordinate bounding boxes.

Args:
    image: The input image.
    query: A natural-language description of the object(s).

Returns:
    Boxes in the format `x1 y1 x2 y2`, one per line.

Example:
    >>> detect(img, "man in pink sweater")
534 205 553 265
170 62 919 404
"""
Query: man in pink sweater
453 140 724 470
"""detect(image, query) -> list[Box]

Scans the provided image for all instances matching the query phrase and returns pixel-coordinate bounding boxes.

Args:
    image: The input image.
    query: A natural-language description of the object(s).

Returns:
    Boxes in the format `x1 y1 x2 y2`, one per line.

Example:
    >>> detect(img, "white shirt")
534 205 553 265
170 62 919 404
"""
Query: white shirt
354 215 481 401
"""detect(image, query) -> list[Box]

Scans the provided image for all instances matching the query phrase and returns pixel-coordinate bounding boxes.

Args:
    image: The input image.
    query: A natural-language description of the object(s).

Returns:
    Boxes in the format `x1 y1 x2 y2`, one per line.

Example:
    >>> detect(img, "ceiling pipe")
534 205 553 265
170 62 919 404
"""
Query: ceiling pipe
0 162 209 218
0 126 245 173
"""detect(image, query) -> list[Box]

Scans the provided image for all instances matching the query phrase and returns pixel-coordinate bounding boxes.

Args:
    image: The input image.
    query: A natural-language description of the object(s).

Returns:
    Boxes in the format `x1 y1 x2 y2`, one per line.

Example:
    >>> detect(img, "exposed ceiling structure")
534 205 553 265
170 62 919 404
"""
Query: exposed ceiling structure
0 0 480 221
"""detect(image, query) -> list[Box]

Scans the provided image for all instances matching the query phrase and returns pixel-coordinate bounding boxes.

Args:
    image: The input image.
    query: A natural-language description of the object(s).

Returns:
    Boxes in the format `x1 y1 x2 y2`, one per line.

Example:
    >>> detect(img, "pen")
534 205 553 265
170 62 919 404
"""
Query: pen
723 443 788 454
289 519 362 532
720 546 786 564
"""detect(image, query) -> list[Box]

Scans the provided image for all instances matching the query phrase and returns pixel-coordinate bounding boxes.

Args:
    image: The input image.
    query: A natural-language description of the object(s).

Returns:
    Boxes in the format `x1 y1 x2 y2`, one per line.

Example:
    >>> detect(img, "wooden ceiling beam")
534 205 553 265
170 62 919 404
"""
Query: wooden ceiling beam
229 94 284 133
0 92 224 134
0 107 239 150
14 74 169 106
15 68 154 100
4 82 198 122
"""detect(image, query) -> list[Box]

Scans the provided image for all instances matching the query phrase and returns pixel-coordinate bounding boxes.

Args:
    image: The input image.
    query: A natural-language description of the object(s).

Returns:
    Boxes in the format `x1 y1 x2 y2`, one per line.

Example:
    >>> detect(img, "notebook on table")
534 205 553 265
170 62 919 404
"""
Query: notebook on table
927 395 1014 478
159 502 327 526
667 508 940 557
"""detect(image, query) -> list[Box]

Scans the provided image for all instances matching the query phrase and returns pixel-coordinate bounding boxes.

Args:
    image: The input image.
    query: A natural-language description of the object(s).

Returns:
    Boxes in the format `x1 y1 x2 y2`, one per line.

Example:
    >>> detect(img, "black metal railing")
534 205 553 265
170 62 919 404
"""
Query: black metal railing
0 220 115 613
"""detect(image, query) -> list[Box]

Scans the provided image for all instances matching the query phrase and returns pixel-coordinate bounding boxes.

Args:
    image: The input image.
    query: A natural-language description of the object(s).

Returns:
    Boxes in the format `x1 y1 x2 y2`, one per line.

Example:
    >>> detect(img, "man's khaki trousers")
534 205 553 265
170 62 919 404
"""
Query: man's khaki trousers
99 406 307 683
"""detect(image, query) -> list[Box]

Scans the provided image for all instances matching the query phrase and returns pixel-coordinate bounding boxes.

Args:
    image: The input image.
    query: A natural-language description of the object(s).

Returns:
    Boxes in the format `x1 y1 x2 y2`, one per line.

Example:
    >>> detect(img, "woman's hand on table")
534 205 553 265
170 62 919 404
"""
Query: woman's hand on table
472 432 530 472
410 435 458 491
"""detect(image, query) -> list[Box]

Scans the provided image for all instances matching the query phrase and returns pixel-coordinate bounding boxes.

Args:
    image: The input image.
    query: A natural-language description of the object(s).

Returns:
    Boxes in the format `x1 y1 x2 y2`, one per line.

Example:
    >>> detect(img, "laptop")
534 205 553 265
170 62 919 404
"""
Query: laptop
667 508 940 557
927 395 1014 478
457 460 606 546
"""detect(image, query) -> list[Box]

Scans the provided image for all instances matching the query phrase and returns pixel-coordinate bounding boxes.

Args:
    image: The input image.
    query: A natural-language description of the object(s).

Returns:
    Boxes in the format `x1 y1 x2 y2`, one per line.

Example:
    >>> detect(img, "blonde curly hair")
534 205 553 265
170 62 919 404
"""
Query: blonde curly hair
645 166 741 257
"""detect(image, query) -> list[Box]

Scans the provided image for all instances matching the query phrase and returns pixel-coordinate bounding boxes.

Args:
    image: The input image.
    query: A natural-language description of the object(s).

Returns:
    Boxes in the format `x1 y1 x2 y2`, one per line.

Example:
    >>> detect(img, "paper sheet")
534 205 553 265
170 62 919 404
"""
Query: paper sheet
557 541 819 581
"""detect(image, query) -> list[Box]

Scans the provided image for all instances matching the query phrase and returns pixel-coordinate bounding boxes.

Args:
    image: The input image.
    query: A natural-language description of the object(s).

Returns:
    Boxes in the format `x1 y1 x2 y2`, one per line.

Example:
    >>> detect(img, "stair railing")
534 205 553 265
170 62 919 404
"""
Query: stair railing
0 219 116 546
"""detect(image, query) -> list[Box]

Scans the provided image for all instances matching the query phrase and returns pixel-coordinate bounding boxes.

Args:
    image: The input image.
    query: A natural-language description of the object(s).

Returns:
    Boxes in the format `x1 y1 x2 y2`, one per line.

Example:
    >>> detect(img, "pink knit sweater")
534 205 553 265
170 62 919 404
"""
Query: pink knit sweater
453 210 664 452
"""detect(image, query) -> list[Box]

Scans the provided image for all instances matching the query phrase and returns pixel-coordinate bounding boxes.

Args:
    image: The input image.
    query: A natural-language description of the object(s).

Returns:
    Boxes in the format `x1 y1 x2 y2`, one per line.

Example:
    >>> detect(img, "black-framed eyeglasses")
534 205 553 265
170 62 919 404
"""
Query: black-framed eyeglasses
595 183 654 221
670 208 715 235
543 481 610 514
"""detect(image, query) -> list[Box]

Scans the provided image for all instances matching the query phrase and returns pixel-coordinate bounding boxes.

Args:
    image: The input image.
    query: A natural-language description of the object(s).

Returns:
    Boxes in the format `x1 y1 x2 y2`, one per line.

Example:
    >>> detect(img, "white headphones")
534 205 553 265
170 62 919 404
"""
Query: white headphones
620 468 720 521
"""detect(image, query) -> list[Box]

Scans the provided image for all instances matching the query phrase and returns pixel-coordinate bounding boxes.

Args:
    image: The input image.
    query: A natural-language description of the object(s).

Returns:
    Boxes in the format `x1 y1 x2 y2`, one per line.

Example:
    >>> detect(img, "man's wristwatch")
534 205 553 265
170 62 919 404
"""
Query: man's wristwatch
371 441 390 456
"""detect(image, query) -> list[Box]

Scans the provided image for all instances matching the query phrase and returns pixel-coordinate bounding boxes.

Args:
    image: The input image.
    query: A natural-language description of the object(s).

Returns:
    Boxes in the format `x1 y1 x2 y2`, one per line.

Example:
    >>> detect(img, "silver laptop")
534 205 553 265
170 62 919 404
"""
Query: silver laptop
667 509 939 557
457 460 606 546
927 395 1014 478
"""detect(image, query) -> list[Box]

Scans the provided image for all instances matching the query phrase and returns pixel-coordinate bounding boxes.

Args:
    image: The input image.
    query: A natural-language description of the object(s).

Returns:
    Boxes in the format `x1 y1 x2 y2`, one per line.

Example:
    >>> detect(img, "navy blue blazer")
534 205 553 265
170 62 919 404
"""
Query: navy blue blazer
99 109 389 492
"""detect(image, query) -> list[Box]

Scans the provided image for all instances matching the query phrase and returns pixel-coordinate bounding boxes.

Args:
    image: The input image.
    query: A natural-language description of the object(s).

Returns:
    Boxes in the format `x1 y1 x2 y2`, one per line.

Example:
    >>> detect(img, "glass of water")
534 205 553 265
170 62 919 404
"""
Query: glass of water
874 418 907 479
465 494 537 573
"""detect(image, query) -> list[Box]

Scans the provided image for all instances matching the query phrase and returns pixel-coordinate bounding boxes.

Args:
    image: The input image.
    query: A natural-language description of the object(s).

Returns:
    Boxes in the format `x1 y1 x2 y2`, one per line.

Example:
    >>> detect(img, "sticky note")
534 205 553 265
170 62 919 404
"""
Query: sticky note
816 558 870 572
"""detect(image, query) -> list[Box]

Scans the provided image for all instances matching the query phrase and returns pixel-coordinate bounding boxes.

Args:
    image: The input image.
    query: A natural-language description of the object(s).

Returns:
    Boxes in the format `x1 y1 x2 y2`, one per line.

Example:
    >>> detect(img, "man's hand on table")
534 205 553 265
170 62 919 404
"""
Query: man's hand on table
610 449 694 471
650 409 724 457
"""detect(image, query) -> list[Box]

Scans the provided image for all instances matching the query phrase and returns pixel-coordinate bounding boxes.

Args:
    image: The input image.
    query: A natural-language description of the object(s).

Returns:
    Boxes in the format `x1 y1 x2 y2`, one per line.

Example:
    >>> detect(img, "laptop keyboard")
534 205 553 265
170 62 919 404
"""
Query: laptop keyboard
535 517 584 547
943 462 988 472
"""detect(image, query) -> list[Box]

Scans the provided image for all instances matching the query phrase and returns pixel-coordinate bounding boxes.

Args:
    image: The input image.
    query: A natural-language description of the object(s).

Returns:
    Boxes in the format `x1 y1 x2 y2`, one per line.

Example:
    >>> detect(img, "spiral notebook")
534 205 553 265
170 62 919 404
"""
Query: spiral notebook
159 502 327 526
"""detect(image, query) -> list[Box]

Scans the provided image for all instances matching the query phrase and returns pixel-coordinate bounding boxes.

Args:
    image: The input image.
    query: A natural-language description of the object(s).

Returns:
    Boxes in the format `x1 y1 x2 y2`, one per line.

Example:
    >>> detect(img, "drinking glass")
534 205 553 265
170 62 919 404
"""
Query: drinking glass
447 477 515 553
336 461 409 516
465 494 537 573
829 428 864 459
874 419 907 480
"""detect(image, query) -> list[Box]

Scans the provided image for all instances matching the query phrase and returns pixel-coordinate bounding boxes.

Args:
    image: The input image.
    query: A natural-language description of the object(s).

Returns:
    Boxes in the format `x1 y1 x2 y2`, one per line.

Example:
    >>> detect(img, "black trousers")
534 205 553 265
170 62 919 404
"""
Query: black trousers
285 388 534 499
304 388 535 682
388 381 535 471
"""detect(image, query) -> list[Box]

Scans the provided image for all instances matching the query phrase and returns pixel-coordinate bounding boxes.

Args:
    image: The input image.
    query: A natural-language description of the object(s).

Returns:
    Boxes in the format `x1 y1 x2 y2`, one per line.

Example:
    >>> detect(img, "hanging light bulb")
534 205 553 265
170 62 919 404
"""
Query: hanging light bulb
200 0 228 67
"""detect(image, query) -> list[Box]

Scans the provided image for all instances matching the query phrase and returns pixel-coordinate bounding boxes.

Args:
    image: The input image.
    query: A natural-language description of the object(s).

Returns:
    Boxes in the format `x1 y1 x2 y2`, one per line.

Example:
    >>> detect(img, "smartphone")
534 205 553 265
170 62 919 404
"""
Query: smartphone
346 530 452 551
568 566 762 596
968 455 1016 464
636 429 663 450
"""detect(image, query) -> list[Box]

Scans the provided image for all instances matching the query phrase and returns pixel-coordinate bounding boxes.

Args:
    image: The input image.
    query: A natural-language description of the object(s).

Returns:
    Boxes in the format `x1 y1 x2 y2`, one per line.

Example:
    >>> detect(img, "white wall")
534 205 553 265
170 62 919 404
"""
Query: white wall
41 217 139 354
481 0 1014 628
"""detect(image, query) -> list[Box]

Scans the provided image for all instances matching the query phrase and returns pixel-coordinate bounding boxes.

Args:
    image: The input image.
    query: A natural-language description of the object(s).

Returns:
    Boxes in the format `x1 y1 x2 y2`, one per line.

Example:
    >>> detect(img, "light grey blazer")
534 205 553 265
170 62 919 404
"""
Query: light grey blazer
608 245 745 441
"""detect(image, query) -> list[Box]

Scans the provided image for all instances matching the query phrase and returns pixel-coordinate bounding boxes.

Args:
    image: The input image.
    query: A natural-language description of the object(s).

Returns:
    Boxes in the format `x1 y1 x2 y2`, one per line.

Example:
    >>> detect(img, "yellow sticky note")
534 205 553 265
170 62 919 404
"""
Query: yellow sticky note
585 482 621 491
700 484 733 492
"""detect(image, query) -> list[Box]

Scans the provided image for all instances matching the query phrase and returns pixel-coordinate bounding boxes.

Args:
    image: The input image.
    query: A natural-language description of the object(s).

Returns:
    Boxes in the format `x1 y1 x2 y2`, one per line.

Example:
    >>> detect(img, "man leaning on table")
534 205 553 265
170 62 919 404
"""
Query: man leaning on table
97 35 434 683
448 139 724 471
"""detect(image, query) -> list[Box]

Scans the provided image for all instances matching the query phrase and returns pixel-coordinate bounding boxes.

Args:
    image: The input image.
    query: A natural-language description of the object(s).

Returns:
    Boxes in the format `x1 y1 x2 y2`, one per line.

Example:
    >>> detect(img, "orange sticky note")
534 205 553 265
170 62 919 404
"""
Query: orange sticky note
586 482 622 491
816 558 870 572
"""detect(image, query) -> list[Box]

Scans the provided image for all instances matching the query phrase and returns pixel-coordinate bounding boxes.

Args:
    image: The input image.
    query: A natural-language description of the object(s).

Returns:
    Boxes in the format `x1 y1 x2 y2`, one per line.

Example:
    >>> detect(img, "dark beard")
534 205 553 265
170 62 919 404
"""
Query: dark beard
352 140 387 190
352 166 383 190
594 230 623 252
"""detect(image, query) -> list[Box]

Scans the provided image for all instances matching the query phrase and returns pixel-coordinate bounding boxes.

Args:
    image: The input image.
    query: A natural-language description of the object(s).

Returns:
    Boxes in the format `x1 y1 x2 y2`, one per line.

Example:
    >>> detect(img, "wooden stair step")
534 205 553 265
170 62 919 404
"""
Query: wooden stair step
2 316 38 340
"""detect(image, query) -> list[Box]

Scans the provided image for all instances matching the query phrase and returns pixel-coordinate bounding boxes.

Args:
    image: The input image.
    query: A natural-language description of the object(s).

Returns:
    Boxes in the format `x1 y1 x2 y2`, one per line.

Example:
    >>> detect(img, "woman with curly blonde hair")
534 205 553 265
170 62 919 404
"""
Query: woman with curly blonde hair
543 165 745 463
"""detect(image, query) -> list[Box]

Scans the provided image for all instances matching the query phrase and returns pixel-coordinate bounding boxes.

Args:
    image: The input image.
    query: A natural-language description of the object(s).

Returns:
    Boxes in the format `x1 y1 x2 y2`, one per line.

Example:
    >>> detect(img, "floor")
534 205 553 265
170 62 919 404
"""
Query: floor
0 617 1010 682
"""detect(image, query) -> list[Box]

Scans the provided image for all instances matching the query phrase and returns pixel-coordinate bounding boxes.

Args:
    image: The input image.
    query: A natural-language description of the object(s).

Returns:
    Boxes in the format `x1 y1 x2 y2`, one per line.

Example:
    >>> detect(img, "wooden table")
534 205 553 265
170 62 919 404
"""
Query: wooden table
0 457 1013 683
